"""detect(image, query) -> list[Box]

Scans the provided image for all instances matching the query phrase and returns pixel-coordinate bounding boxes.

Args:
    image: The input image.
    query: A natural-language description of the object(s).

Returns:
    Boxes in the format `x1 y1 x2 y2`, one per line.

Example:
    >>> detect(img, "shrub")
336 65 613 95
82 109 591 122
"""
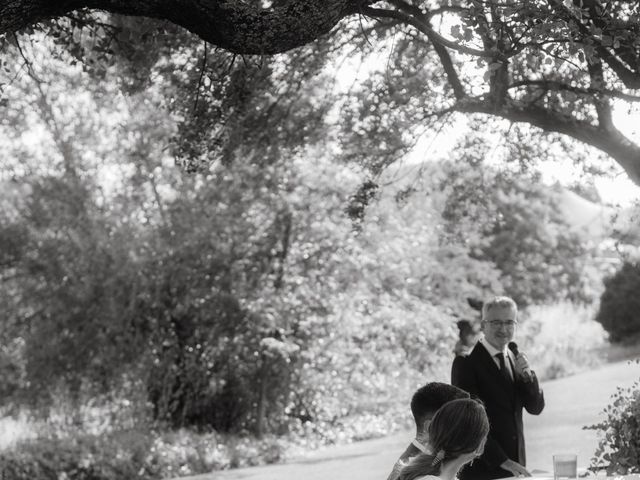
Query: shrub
0 432 152 480
518 302 608 380
596 262 640 342
585 361 640 475
0 429 290 480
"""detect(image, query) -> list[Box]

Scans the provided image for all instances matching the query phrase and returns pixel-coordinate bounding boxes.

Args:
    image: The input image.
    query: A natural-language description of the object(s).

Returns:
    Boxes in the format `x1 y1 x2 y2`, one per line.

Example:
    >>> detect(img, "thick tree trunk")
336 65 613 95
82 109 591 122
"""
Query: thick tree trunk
0 0 361 54
0 0 78 34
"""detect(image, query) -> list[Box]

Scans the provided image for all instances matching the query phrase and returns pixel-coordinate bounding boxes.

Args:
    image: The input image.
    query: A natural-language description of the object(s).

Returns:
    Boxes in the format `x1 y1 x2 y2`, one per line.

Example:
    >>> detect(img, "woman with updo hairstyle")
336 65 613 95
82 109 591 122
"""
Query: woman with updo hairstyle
397 398 490 480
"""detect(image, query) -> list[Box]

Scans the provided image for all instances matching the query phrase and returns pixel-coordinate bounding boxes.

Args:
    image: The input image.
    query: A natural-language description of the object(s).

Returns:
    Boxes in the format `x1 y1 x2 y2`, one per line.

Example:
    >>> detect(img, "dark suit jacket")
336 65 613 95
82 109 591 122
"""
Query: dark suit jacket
451 342 545 480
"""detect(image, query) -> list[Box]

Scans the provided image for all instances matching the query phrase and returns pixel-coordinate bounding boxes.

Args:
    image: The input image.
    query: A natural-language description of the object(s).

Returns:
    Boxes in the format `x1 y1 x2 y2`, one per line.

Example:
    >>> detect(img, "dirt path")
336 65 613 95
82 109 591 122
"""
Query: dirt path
180 359 639 480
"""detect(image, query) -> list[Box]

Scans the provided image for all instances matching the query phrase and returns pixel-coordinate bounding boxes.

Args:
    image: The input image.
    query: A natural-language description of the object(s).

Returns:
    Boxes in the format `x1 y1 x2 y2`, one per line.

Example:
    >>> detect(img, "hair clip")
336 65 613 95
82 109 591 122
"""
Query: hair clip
431 449 446 466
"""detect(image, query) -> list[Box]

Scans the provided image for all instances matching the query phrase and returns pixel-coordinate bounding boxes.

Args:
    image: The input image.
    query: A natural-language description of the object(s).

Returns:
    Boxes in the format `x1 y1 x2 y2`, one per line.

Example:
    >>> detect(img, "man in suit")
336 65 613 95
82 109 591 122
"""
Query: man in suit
452 296 545 480
386 382 470 480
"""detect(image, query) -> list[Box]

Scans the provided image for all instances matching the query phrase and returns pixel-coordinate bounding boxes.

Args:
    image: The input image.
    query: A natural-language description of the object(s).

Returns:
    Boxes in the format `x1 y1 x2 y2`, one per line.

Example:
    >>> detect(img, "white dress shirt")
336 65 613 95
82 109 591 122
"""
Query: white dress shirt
479 336 514 380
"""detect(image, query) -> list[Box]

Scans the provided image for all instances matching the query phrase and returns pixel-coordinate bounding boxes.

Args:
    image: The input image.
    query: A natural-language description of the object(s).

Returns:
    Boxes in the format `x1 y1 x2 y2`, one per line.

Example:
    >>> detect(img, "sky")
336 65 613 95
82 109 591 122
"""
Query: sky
522 102 640 208
593 105 640 206
405 117 640 208
592 176 639 207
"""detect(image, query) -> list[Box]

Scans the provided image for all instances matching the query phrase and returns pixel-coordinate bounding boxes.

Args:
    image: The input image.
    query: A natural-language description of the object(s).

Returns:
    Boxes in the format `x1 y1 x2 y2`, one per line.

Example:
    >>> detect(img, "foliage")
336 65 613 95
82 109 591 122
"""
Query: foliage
4 0 640 185
585 363 640 475
1 157 359 434
0 12 617 464
434 151 598 308
0 36 349 434
0 432 151 480
518 302 608 380
332 1 640 183
610 201 640 259
0 429 289 480
596 262 640 342
0 33 476 438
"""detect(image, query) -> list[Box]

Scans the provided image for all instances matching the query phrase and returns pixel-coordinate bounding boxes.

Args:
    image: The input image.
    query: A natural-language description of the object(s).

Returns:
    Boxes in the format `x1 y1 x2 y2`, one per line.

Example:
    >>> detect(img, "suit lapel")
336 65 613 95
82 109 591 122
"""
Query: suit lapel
474 343 516 402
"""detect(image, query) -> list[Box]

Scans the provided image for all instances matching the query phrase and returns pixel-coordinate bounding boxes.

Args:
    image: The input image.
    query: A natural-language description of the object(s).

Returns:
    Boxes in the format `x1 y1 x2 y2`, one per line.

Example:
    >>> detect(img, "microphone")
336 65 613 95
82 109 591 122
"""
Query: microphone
508 342 532 381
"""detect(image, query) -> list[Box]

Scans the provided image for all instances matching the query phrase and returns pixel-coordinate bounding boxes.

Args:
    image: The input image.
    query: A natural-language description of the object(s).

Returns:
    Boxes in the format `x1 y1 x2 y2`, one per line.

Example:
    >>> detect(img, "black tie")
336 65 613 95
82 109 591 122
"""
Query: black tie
496 353 512 383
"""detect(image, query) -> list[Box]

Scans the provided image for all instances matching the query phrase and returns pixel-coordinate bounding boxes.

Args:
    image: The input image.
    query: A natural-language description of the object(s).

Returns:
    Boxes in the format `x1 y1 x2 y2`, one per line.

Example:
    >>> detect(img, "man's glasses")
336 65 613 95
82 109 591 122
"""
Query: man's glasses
487 320 518 328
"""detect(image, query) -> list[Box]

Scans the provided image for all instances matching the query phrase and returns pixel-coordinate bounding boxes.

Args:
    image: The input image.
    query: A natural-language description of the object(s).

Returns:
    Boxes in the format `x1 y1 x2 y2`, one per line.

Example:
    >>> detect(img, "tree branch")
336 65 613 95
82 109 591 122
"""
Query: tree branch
422 104 458 118
509 80 640 102
486 0 510 107
14 35 81 178
361 4 493 58
456 97 640 185
546 0 640 89
573 0 640 74
361 5 468 99
0 0 364 54
587 58 614 130
426 5 467 20
192 41 207 114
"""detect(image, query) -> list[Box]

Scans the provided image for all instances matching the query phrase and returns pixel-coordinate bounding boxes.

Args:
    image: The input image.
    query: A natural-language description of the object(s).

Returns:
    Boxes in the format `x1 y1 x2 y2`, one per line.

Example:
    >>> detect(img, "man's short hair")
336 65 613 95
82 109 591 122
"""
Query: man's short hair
481 296 518 320
411 382 470 430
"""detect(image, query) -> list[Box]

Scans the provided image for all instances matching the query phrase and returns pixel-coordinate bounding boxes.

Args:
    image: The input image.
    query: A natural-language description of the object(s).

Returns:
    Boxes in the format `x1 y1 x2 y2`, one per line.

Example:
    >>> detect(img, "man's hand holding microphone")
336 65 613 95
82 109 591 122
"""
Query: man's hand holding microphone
508 341 533 382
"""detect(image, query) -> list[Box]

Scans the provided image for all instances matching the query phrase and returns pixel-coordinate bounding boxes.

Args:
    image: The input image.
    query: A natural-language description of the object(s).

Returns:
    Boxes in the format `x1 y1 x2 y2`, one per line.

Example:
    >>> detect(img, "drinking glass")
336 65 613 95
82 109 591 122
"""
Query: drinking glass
553 454 577 480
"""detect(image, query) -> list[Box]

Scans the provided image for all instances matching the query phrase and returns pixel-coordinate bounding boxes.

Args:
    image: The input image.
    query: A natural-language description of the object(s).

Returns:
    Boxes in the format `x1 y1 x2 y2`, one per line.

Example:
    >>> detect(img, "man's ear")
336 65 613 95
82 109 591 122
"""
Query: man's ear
421 415 434 431
421 420 431 434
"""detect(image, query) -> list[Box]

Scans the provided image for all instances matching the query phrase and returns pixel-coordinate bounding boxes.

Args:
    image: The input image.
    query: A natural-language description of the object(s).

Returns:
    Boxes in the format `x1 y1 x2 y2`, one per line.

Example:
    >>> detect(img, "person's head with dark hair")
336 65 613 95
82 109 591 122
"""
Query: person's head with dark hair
398 398 490 480
454 320 481 356
411 382 469 437
385 384 472 480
